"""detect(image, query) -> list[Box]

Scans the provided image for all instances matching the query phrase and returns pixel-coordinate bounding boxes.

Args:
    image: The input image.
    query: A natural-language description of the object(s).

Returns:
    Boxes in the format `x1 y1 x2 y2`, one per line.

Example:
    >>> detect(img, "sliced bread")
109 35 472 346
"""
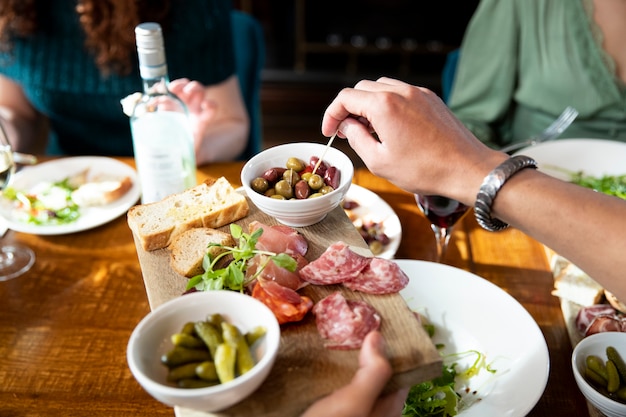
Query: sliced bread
169 227 236 277
71 176 133 207
127 177 249 251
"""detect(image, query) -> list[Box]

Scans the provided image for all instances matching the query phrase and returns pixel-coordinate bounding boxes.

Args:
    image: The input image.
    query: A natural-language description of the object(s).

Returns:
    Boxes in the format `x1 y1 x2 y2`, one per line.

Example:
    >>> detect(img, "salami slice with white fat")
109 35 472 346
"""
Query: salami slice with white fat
299 241 370 285
312 291 381 350
343 257 409 294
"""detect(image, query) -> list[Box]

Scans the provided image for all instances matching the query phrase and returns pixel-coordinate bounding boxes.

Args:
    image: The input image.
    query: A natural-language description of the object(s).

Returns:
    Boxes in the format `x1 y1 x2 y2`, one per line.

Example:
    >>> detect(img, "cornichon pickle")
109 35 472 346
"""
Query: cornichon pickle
180 321 196 335
206 313 224 328
586 355 609 382
606 359 620 393
171 333 206 349
585 367 608 387
616 386 626 401
195 361 219 381
607 346 626 381
222 322 255 375
161 346 211 368
194 321 223 358
167 362 203 382
245 326 266 346
214 343 236 383
177 378 217 389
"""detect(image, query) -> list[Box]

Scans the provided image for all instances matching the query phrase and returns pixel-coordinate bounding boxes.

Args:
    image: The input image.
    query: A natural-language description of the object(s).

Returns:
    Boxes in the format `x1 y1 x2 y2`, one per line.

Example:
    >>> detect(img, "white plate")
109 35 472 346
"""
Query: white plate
397 259 549 416
0 156 140 235
514 138 626 181
343 184 402 259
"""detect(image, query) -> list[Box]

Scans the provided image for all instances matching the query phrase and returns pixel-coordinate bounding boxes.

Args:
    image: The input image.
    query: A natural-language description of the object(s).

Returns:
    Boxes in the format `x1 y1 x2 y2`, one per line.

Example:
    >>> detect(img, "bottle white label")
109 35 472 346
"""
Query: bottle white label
131 112 195 203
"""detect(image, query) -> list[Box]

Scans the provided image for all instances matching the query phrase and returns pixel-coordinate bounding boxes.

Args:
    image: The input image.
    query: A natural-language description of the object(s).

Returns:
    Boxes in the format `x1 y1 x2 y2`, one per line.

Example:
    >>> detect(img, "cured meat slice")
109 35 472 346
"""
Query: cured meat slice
343 257 409 294
312 291 381 350
249 220 308 256
585 315 625 337
299 241 370 285
246 253 309 291
575 304 618 334
252 278 313 325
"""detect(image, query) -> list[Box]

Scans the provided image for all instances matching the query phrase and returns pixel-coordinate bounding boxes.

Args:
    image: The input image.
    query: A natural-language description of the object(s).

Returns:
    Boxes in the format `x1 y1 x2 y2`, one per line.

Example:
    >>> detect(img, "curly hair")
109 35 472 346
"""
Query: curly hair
0 0 171 76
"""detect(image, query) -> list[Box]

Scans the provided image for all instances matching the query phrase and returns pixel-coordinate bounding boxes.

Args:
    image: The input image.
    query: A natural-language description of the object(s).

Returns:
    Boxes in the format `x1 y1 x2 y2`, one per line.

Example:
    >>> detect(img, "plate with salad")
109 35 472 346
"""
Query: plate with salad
0 156 140 235
514 138 626 196
397 260 549 417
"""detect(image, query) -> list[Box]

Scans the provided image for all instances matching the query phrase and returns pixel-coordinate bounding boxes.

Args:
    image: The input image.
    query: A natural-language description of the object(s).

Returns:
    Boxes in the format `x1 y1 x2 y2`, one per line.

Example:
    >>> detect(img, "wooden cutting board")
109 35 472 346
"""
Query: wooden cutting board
131 195 442 417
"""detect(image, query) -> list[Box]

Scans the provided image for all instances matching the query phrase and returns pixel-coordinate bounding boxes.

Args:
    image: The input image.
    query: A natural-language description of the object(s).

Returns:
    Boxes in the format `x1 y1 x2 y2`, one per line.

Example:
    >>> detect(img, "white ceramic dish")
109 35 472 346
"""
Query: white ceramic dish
241 143 354 227
572 332 626 417
343 184 401 260
514 138 626 181
127 291 281 413
0 156 140 235
396 259 550 416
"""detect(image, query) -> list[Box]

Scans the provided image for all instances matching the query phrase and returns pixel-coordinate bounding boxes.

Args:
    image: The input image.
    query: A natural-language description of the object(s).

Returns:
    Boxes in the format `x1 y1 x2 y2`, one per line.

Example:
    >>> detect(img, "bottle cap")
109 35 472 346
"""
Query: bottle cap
135 22 167 79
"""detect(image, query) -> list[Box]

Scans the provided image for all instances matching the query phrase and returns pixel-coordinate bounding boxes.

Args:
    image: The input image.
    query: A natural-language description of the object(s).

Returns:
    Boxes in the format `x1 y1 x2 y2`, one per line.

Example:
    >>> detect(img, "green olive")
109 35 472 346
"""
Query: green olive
308 192 323 198
301 172 312 182
286 157 305 172
271 194 286 200
308 174 324 190
251 177 269 194
274 179 293 199
319 185 334 195
264 188 276 197
282 169 300 185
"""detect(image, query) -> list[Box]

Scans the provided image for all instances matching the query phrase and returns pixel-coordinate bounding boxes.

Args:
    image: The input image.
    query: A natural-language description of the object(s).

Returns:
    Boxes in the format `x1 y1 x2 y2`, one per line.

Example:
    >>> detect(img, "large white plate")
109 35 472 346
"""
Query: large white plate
343 184 402 259
397 259 549 416
0 156 141 235
514 138 626 181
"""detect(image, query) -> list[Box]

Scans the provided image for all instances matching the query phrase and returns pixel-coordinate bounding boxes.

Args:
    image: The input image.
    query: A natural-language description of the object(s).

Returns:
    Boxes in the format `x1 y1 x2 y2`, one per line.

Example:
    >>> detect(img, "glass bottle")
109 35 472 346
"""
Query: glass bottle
131 22 196 204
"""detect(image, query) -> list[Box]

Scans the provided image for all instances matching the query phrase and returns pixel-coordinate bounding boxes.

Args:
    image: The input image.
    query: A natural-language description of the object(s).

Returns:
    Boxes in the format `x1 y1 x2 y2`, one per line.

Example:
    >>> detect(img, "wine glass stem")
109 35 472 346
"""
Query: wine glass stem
432 225 452 263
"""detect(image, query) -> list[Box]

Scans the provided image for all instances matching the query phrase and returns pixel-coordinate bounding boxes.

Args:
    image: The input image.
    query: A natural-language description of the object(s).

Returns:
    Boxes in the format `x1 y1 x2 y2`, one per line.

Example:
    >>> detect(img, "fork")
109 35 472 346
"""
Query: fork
499 106 579 153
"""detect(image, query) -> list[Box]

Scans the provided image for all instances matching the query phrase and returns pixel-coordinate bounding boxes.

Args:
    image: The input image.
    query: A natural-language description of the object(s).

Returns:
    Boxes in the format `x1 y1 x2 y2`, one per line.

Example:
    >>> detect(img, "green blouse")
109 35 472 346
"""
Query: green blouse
447 0 626 149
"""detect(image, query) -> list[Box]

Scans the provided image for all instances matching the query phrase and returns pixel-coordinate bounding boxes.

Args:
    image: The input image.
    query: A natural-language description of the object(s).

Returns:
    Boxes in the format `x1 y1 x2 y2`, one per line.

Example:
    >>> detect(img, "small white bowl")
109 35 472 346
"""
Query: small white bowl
572 332 626 417
127 291 280 412
241 142 354 227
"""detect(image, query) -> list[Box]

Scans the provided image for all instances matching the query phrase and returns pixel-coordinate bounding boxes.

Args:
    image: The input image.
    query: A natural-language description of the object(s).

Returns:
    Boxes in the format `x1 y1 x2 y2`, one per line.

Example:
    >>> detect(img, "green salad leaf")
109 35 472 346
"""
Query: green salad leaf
569 171 626 200
186 223 297 293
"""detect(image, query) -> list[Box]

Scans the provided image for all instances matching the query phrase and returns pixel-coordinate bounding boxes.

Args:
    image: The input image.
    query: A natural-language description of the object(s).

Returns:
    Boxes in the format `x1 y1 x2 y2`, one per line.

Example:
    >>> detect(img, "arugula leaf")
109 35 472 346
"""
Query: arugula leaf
186 223 298 293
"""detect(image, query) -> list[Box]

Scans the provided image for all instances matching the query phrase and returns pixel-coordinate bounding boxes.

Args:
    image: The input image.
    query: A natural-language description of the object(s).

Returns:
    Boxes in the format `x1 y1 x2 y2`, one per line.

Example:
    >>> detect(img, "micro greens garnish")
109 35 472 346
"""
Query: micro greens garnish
186 223 297 293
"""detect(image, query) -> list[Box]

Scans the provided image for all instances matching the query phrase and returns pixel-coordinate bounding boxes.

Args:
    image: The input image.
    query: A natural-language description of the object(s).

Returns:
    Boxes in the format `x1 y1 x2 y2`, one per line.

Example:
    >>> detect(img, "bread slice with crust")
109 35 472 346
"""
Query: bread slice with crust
169 227 235 277
127 177 249 251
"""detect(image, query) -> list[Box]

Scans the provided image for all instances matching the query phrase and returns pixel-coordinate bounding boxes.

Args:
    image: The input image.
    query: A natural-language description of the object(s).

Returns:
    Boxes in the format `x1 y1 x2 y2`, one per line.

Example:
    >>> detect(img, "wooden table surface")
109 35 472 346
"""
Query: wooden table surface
0 158 590 416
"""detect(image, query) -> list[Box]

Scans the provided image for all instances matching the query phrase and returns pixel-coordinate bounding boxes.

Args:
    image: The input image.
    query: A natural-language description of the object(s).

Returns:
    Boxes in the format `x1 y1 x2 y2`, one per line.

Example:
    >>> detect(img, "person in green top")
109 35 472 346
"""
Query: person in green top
447 0 626 149
0 0 251 165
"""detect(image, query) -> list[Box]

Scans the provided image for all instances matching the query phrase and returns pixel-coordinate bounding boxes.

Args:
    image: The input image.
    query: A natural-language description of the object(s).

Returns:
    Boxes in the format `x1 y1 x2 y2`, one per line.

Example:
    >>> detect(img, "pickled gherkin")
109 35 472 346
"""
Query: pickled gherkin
214 343 237 383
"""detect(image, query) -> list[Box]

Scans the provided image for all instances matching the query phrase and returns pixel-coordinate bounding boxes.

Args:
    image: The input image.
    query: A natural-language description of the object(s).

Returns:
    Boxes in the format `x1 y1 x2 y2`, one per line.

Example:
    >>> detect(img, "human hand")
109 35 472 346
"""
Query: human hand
300 331 408 417
321 77 507 204
169 78 218 144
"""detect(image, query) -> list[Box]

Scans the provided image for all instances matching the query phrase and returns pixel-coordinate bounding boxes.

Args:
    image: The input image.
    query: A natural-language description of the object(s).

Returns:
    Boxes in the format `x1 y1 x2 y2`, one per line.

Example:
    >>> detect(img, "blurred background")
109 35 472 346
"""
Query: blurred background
234 0 479 166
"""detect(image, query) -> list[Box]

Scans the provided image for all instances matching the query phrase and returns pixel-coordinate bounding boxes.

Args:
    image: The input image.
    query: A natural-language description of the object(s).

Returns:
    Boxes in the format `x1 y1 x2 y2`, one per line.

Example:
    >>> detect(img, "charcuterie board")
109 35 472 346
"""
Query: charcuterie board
131 192 442 417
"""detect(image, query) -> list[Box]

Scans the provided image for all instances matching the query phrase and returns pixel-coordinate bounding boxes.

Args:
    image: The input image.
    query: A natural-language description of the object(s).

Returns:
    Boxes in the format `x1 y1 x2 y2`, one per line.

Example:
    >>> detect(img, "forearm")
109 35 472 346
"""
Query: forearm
195 120 248 165
0 106 48 154
491 168 626 300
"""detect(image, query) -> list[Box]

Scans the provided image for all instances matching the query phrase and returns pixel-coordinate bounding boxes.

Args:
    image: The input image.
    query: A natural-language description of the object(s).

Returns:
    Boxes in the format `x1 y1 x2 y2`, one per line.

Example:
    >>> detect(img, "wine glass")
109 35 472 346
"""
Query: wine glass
415 194 469 263
0 122 35 281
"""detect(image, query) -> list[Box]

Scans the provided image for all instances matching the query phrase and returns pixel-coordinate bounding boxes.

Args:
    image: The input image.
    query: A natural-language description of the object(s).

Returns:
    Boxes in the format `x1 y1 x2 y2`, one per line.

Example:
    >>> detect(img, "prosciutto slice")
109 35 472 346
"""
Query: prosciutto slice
575 304 626 337
343 257 409 294
299 241 370 285
246 253 309 291
249 221 308 257
312 291 381 350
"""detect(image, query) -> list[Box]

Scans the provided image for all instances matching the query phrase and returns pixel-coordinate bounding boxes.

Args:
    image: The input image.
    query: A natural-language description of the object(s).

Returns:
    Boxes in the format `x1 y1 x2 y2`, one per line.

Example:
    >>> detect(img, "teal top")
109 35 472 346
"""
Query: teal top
447 0 626 149
0 0 235 157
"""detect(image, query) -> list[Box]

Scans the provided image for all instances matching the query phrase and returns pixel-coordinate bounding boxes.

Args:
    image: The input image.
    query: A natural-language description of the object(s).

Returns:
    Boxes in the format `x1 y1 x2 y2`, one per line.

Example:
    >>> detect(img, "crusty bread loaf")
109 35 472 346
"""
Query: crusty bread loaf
169 227 235 277
127 177 249 251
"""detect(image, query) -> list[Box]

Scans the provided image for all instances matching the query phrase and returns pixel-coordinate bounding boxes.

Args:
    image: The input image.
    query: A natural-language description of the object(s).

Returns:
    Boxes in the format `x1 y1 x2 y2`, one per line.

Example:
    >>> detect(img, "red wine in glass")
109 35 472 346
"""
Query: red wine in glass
415 194 469 262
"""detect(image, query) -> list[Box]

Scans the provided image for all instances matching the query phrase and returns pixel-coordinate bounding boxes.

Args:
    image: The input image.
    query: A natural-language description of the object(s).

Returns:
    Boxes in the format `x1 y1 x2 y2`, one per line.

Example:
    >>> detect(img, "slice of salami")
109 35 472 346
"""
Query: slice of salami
343 258 409 294
252 278 313 325
299 241 371 285
312 291 381 350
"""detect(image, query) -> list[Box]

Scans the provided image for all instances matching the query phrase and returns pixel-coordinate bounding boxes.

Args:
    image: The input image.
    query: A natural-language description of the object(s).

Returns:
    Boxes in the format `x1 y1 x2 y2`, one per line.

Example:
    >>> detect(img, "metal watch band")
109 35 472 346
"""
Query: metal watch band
474 155 538 232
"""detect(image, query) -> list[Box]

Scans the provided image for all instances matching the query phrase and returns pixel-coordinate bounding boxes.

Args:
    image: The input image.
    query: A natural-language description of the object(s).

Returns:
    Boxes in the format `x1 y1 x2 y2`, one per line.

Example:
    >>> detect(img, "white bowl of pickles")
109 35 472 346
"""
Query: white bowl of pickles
126 291 280 412
241 142 354 227
571 332 626 417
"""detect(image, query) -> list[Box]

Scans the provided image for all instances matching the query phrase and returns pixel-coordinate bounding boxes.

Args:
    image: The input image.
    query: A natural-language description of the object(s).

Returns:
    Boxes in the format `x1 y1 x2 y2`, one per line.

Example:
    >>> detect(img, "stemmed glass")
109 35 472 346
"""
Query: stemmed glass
415 194 469 263
0 122 35 281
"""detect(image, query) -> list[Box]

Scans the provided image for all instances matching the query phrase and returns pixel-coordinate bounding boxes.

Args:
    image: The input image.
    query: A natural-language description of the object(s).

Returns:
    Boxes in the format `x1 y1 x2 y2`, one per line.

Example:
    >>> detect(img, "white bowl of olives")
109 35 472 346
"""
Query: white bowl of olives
241 142 354 227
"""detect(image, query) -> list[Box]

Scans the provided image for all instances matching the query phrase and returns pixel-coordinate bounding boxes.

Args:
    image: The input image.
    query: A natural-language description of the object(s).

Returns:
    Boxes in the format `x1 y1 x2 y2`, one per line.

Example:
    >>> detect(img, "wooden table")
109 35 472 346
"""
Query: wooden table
0 158 589 416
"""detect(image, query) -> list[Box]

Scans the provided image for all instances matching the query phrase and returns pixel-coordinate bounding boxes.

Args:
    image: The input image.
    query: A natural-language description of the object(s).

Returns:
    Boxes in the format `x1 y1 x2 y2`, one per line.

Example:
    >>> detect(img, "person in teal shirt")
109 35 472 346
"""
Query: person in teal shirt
0 0 250 165
447 0 626 149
